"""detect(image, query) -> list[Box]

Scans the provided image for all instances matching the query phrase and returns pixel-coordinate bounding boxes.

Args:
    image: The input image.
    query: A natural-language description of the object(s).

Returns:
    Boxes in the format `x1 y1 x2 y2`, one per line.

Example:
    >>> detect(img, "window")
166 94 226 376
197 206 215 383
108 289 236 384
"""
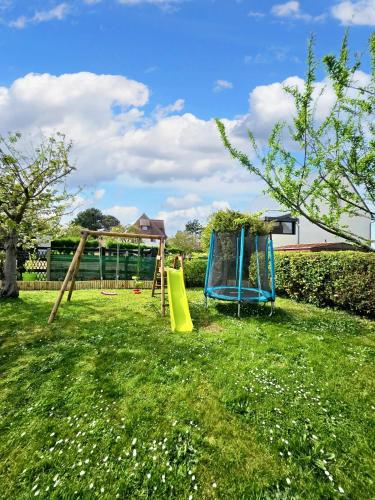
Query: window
272 221 296 235
141 225 150 230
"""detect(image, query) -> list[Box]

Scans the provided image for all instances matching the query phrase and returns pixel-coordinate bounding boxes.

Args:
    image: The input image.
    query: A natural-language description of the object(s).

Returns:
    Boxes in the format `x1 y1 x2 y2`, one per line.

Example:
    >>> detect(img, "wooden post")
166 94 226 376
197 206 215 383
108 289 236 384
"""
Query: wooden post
160 238 165 317
46 249 51 281
48 233 88 324
151 244 161 297
67 235 87 301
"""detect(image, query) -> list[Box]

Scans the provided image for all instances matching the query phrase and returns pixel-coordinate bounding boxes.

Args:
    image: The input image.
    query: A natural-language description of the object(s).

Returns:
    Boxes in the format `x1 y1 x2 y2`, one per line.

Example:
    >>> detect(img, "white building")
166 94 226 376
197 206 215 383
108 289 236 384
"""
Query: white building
264 212 372 249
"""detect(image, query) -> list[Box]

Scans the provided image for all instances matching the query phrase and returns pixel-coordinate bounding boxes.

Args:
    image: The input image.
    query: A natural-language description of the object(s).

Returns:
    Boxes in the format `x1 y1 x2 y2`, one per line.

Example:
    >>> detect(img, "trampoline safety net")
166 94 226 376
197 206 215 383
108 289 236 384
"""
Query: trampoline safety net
204 228 275 303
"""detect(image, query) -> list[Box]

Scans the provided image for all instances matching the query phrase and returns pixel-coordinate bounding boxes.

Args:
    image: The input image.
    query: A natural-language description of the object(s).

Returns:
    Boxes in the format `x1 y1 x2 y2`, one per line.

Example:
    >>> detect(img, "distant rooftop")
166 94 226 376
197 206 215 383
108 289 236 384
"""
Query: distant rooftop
133 213 167 238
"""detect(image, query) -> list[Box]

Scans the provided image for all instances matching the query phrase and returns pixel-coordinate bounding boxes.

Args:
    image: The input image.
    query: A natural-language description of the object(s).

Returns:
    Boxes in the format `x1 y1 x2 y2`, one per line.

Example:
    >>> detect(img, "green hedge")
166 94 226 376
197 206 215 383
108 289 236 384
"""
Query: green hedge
274 251 375 317
178 251 375 317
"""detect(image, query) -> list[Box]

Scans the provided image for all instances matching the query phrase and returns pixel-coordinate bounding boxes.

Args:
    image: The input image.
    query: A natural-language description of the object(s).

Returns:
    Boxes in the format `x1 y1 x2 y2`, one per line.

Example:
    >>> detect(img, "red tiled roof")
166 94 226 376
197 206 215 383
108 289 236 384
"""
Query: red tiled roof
133 213 167 238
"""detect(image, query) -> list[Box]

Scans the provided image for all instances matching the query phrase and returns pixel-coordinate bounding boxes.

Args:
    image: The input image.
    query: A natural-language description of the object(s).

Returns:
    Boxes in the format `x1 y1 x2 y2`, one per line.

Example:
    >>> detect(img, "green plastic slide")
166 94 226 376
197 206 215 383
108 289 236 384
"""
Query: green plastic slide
166 267 193 333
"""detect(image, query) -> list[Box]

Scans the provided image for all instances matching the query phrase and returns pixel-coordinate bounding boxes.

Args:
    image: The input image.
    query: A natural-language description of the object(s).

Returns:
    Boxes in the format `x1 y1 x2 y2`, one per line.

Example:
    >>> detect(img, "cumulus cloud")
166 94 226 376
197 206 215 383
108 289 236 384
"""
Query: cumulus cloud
331 0 375 26
272 1 300 16
153 99 185 120
158 201 231 235
271 1 324 21
117 0 183 10
102 205 140 224
9 3 70 29
248 10 265 18
164 193 201 209
213 80 233 92
2 68 368 195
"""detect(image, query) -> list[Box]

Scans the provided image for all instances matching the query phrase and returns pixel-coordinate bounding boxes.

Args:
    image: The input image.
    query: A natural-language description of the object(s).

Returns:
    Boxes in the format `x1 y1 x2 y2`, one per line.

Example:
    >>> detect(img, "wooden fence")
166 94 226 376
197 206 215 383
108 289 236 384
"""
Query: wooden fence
0 280 153 291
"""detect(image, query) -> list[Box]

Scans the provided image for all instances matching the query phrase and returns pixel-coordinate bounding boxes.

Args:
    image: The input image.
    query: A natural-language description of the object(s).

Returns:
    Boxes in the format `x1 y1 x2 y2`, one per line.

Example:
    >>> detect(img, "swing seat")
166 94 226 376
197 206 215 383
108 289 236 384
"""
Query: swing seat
101 291 118 296
133 289 142 294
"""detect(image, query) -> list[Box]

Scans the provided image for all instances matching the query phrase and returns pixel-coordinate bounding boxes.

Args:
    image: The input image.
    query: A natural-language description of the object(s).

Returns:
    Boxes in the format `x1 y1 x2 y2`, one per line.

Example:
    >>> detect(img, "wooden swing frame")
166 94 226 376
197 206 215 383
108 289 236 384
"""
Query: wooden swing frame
48 229 166 324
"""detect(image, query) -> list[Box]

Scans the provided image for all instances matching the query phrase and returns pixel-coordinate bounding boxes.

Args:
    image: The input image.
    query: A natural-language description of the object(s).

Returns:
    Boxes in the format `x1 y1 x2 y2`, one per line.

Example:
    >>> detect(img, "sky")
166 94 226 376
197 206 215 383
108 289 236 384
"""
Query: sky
0 0 374 234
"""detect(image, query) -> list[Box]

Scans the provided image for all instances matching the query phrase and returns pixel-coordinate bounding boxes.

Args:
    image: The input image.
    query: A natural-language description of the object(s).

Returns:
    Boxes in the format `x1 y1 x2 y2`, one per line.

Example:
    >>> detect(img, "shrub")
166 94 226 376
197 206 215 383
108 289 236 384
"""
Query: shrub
177 251 375 317
275 251 375 317
51 238 98 249
183 259 207 287
22 272 39 281
201 210 274 250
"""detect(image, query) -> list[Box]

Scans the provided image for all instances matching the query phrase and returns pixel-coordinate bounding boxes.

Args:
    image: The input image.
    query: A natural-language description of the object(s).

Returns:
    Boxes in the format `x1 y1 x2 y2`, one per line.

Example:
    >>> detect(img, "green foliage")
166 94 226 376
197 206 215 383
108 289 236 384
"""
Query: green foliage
72 208 120 231
60 223 84 238
21 272 38 281
167 231 201 254
183 258 208 287
0 131 76 297
201 210 274 250
51 238 99 249
179 251 375 317
185 219 203 236
216 33 375 251
275 251 375 317
0 132 75 245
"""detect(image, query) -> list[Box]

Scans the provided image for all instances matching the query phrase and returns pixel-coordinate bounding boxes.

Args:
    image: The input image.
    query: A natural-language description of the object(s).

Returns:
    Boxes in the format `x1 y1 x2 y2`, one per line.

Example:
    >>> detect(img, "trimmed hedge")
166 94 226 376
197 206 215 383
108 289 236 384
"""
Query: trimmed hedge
183 258 208 287
178 251 375 317
275 251 375 317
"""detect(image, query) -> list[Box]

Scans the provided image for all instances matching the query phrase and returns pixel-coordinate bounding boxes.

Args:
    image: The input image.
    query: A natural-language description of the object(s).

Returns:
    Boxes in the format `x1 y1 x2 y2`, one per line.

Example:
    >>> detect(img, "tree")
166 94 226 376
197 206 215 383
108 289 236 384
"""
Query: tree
72 208 120 231
217 33 375 251
167 231 200 255
0 132 75 298
185 219 203 237
101 214 121 231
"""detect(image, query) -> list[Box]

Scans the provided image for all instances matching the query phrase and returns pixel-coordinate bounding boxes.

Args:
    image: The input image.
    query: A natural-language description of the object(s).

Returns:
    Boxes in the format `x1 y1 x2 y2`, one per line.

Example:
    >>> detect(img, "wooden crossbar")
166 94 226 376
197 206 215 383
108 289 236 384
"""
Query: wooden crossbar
82 229 164 240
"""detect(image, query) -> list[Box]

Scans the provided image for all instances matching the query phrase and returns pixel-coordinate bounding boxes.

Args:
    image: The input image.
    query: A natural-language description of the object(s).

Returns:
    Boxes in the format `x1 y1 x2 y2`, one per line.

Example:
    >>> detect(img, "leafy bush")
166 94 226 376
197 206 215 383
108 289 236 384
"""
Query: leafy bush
51 238 98 249
177 251 375 317
275 251 375 317
183 259 207 287
201 210 274 250
22 272 38 281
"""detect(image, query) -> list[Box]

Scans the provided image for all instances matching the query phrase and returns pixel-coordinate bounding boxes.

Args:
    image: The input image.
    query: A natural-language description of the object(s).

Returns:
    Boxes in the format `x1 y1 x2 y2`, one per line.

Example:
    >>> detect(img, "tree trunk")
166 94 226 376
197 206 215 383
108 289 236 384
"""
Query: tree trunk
0 230 19 298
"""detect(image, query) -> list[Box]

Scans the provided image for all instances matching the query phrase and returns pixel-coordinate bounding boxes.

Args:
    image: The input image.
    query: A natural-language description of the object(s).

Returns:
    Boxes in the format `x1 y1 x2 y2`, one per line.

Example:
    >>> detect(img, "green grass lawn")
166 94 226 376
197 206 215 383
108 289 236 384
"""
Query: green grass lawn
0 290 374 499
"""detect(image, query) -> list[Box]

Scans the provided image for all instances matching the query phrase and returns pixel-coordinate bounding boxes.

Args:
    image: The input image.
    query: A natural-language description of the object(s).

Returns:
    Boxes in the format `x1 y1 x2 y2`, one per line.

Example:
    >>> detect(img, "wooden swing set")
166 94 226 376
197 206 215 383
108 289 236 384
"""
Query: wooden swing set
48 229 166 323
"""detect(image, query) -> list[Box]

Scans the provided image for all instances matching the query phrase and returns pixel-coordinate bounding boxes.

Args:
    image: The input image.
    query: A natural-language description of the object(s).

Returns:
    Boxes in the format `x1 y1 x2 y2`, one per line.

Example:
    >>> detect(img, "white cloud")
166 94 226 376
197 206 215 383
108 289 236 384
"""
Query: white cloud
248 10 265 18
158 201 230 235
9 3 70 29
272 1 299 16
102 205 140 224
165 193 201 209
154 99 184 120
331 0 375 26
271 1 324 21
213 80 233 92
117 0 183 10
2 69 369 198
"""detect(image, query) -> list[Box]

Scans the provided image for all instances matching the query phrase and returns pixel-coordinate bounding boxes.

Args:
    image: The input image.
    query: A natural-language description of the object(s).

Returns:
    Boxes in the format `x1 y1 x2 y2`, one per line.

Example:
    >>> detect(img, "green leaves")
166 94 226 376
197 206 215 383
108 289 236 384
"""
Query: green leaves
216 33 375 252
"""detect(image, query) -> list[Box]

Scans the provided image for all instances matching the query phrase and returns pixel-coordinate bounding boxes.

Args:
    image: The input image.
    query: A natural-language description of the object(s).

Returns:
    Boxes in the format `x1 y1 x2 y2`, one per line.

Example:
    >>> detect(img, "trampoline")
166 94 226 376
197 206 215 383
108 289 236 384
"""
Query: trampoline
204 227 276 316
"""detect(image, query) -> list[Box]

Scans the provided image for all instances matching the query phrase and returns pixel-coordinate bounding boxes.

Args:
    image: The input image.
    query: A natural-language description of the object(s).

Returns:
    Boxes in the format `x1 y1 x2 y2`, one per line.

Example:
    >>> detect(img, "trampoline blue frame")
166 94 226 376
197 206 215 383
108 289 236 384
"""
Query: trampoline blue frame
204 227 276 305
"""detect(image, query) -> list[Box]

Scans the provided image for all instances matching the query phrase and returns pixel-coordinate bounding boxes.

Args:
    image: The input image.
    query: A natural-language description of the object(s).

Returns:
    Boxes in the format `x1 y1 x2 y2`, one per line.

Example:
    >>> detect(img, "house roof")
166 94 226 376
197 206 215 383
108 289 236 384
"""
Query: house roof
133 213 167 238
264 213 299 222
275 242 359 252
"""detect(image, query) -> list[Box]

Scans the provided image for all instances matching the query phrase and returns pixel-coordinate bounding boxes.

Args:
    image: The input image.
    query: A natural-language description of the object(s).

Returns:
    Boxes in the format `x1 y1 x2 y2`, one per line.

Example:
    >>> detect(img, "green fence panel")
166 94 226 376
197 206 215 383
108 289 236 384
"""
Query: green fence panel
50 254 156 281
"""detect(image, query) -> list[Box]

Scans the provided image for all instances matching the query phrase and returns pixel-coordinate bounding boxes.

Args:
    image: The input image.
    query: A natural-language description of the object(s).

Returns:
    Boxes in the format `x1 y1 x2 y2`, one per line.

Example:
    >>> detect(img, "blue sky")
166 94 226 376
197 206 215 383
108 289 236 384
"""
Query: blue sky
0 0 374 233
